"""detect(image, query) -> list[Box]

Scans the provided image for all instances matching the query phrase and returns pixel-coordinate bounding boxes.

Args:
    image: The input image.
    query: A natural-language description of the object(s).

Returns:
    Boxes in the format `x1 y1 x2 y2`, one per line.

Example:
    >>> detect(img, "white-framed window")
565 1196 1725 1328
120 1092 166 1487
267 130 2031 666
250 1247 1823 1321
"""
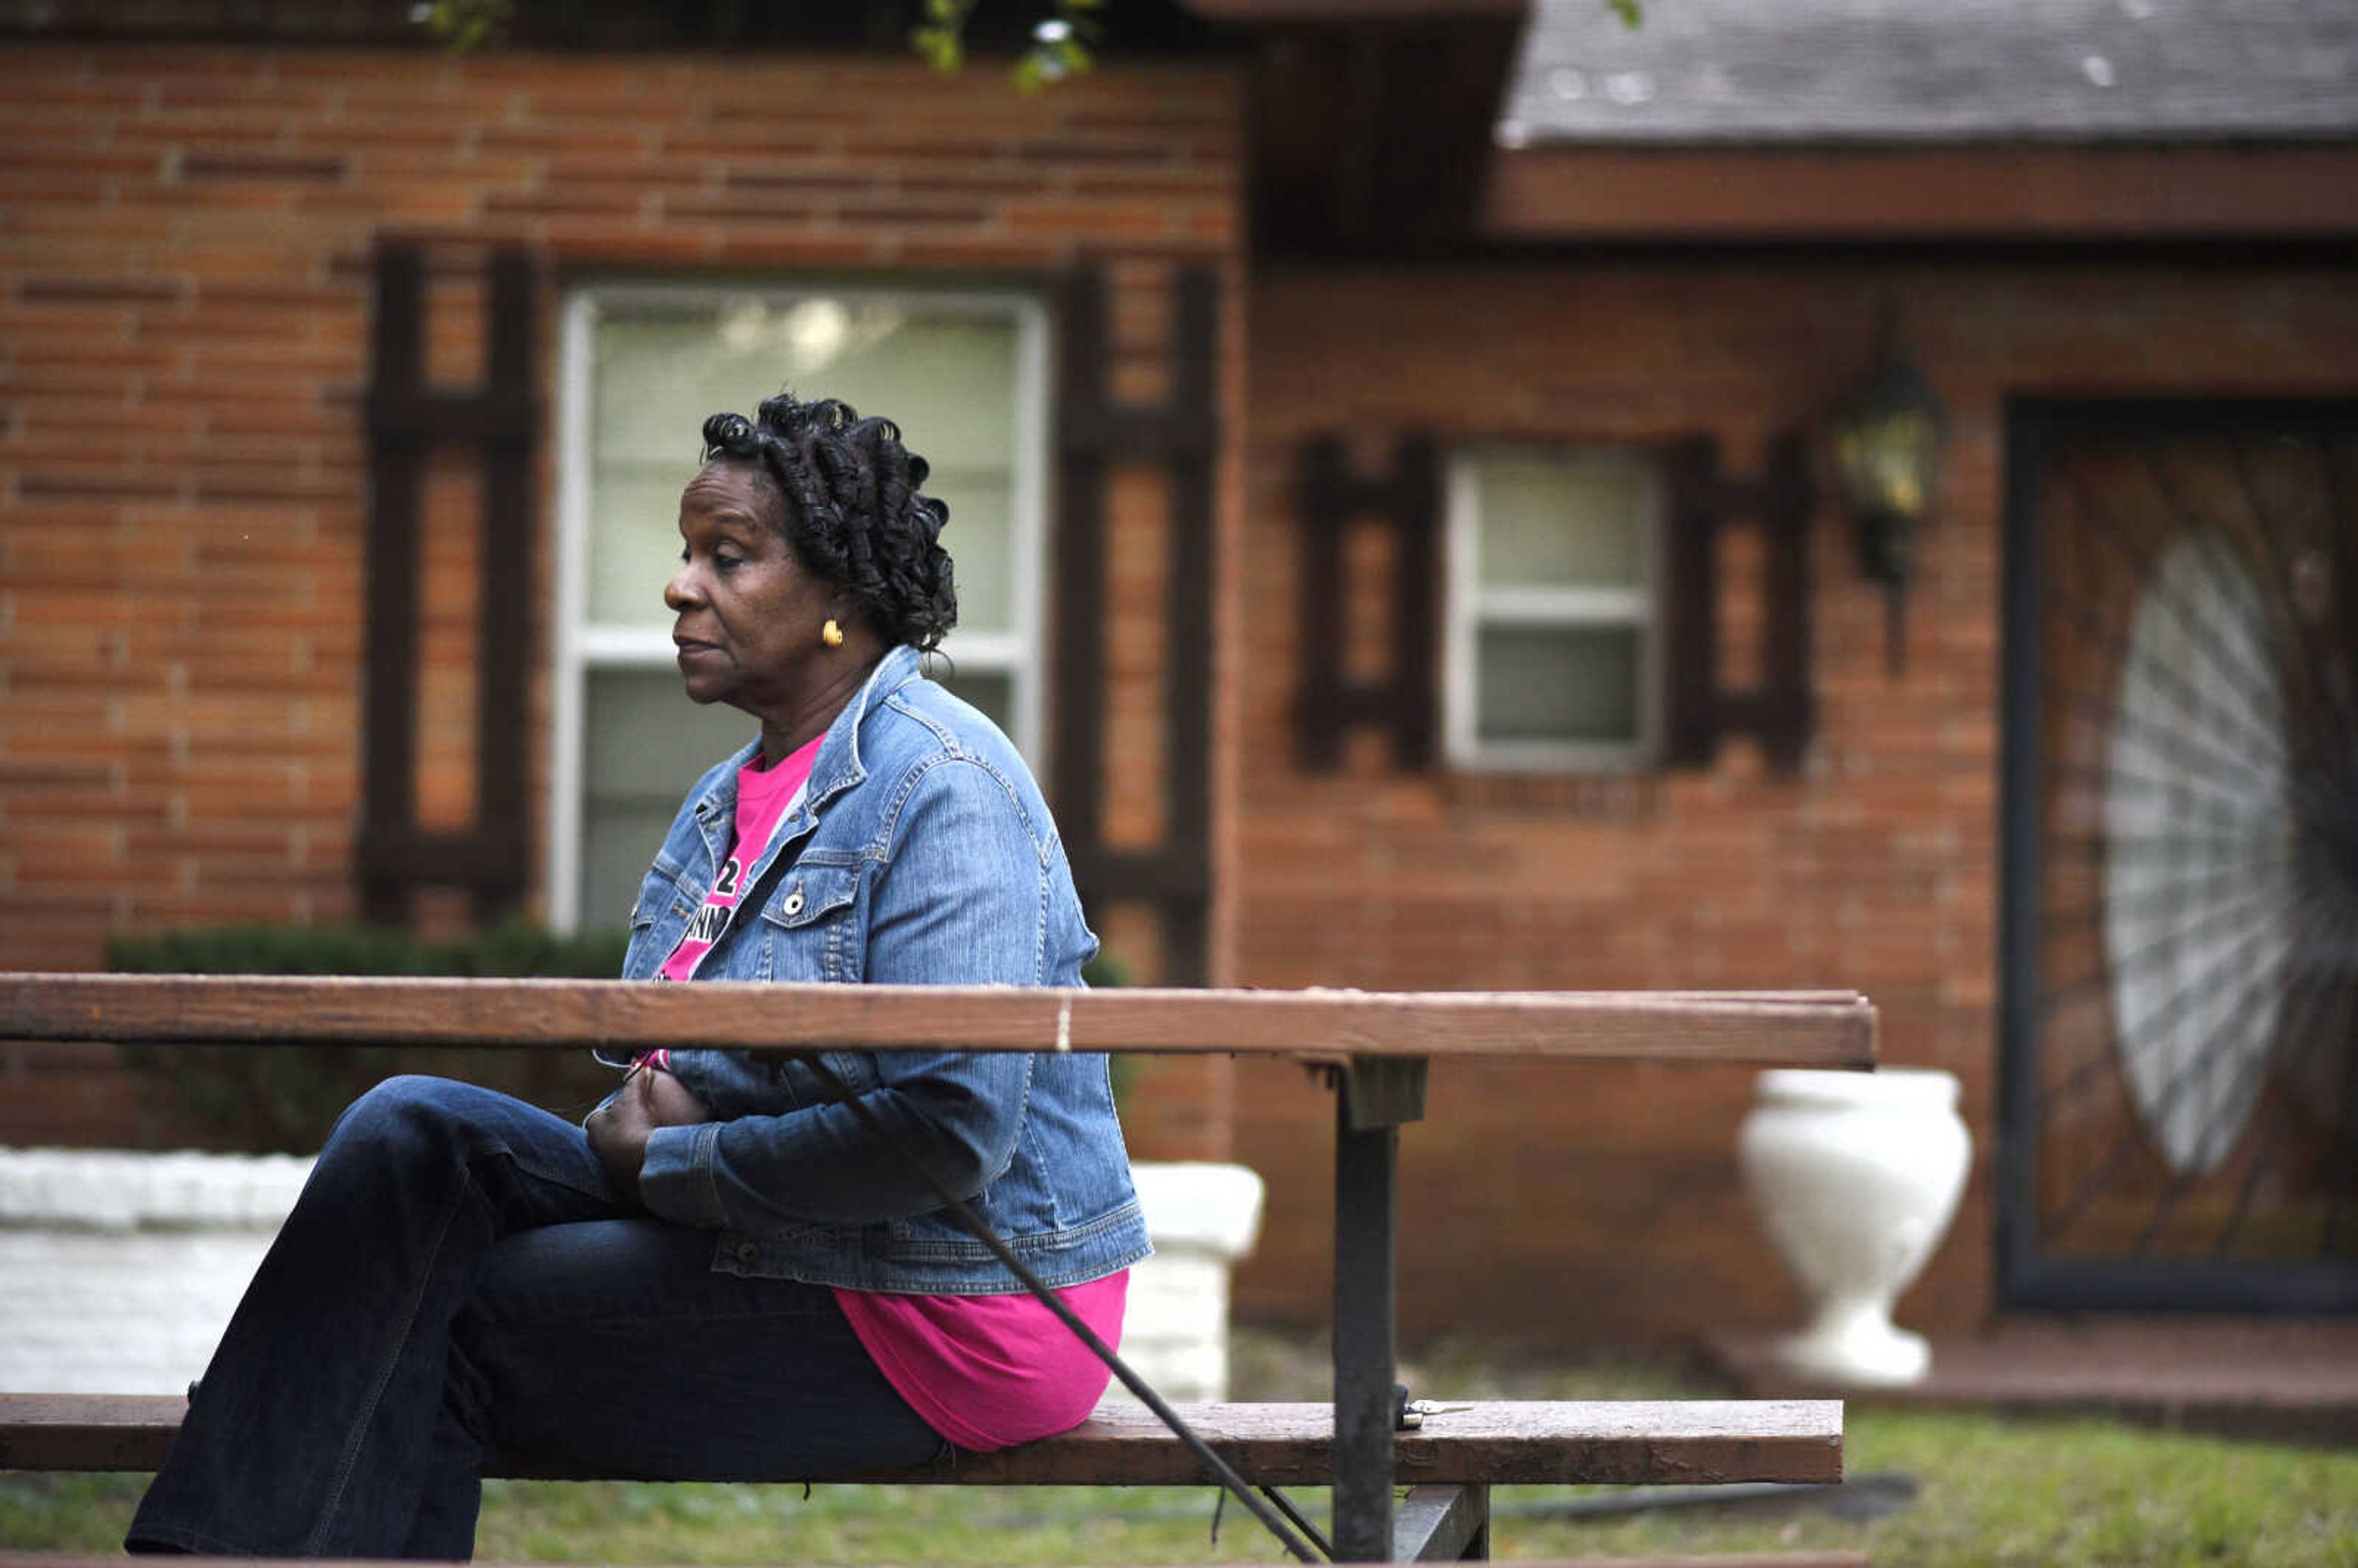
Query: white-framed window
1442 444 1667 772
547 282 1050 931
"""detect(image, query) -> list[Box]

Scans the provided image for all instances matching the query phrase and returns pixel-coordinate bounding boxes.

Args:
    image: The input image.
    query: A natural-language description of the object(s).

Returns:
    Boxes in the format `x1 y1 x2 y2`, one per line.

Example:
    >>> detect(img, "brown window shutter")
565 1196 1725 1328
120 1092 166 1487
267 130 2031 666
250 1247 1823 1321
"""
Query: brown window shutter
1295 431 1441 771
1664 436 1724 768
359 241 539 926
1664 431 1816 772
1049 263 1220 984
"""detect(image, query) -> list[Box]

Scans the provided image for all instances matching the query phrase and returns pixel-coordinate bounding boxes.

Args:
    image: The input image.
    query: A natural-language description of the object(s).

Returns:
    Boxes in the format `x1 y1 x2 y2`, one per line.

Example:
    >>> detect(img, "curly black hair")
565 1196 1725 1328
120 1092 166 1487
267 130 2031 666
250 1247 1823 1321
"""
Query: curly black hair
699 393 957 653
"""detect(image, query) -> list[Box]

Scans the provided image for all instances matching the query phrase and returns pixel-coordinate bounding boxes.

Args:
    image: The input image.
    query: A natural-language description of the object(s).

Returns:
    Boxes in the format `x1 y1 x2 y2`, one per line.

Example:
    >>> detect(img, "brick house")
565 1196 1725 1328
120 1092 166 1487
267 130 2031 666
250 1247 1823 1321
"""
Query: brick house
2 0 2352 1349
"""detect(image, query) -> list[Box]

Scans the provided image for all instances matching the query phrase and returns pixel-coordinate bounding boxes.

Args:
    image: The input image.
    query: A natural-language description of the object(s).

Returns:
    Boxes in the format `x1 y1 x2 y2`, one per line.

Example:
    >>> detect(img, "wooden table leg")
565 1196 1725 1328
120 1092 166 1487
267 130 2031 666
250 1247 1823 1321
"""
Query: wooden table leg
1393 1484 1490 1561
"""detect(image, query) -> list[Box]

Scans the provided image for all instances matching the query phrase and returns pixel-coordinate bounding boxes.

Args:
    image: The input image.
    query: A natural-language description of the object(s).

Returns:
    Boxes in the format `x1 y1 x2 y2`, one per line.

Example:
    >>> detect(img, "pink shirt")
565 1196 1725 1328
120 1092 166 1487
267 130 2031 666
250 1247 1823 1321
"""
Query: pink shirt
658 738 820 983
837 1273 1128 1451
656 732 1127 1451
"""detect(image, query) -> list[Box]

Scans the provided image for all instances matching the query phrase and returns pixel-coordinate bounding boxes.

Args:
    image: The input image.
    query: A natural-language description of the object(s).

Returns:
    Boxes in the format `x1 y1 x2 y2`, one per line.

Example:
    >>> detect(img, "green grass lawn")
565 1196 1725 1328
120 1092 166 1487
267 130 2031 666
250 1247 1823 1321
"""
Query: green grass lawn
7 1329 2354 1566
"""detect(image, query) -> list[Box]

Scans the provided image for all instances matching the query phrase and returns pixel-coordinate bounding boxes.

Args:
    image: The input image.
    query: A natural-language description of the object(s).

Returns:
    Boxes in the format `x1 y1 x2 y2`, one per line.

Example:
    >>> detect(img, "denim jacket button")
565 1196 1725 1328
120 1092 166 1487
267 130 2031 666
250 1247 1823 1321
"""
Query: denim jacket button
734 1240 760 1264
781 886 806 918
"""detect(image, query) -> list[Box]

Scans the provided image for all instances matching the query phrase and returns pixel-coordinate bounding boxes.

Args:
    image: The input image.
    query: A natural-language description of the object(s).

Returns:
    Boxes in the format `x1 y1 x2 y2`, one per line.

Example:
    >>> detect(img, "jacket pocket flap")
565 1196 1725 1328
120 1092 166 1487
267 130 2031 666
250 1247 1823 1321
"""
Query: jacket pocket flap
758 864 858 930
629 857 688 930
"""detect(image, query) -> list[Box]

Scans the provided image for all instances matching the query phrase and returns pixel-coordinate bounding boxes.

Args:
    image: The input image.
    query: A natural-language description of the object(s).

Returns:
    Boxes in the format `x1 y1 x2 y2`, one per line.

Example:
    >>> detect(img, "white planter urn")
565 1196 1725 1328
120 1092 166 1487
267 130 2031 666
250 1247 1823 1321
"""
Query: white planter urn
1737 1068 1970 1388
1111 1162 1266 1404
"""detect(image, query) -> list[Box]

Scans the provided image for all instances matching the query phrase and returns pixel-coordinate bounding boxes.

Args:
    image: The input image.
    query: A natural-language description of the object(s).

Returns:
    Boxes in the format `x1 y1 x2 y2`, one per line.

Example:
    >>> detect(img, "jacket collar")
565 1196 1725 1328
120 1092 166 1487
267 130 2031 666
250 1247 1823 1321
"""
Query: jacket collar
804 643 921 814
691 645 922 825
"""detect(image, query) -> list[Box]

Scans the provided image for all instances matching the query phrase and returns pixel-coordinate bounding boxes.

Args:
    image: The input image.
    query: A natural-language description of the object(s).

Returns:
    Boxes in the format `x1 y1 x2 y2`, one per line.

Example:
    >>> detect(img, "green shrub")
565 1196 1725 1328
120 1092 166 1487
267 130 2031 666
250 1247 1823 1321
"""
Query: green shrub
107 922 629 1153
106 922 629 979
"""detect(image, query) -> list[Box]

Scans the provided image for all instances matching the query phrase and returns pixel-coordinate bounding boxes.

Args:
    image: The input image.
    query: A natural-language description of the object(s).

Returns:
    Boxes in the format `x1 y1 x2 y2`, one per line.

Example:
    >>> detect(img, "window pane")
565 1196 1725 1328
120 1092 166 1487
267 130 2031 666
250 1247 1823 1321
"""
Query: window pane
580 669 758 930
1474 451 1652 590
586 299 1020 629
585 469 691 629
562 285 1043 928
935 476 1013 634
577 664 1020 926
1476 625 1641 745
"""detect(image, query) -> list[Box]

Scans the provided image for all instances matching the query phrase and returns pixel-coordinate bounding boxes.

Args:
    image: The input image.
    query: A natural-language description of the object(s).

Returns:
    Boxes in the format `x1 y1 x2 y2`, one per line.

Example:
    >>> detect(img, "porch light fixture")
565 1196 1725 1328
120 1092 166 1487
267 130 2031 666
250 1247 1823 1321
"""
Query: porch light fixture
1831 321 1946 676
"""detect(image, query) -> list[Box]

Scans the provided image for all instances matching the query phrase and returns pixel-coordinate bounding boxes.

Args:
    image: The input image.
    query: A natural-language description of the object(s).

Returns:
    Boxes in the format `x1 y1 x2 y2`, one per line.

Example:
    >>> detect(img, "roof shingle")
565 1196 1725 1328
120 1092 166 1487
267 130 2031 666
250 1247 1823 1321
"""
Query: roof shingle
1499 0 2358 146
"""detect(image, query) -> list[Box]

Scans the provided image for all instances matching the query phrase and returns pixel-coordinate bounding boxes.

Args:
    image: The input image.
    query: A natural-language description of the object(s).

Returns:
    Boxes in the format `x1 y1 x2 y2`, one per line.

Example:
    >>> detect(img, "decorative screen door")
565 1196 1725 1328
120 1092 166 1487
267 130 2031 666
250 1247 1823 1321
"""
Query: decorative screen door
1999 399 2357 1310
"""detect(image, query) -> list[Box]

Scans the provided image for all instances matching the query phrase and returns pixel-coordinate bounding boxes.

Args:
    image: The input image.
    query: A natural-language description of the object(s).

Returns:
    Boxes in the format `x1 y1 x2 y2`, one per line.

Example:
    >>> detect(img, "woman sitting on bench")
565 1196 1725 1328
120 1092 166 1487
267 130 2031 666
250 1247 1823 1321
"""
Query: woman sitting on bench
128 394 1149 1559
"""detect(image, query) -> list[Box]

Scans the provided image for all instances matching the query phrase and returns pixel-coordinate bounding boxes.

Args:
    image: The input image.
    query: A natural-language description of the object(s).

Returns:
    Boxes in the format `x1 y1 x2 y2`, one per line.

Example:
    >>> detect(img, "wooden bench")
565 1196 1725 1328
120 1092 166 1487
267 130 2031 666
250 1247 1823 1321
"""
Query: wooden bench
0 1394 1843 1561
0 974 1875 1562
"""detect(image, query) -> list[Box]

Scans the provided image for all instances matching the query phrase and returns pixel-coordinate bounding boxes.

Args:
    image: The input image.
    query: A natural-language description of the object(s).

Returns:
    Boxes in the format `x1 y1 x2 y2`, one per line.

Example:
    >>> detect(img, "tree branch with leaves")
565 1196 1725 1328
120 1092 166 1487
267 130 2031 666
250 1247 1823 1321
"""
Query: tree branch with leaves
416 0 1641 80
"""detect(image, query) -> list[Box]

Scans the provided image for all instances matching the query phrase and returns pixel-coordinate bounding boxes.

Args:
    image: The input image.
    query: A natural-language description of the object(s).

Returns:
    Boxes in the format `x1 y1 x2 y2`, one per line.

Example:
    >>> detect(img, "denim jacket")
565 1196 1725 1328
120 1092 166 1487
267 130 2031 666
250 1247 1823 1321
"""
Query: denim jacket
618 646 1150 1294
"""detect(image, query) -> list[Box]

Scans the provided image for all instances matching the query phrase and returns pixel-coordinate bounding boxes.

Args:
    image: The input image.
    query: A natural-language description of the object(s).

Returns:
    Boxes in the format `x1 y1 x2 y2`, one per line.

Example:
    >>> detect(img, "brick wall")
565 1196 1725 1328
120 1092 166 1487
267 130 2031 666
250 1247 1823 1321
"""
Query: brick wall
1227 258 2358 1347
17 40 2352 1351
0 42 1245 1155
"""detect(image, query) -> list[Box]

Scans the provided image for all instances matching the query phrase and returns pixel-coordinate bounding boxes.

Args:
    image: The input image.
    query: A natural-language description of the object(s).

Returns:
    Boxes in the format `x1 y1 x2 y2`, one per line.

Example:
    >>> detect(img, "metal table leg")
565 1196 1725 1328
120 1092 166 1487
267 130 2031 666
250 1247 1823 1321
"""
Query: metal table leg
1331 1056 1428 1561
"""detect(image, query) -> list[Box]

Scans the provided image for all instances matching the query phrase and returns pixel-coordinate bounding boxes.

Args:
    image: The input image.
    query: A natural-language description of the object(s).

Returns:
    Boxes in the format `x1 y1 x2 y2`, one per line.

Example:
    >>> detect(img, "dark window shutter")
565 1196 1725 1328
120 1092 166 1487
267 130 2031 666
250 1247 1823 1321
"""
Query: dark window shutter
359 241 539 926
1665 431 1816 772
1049 264 1220 984
1295 432 1441 771
1665 436 1724 768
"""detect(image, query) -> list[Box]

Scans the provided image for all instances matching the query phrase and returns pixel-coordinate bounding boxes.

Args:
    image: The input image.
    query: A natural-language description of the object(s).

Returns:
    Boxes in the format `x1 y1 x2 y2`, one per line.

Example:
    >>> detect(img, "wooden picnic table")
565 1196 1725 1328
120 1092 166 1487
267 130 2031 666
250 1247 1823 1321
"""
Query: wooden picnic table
0 974 1874 1561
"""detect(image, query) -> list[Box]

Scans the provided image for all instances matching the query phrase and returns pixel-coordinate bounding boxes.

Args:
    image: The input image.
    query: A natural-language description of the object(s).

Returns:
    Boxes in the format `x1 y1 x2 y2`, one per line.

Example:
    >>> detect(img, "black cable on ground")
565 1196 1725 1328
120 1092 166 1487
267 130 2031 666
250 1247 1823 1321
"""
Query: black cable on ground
796 1050 1326 1564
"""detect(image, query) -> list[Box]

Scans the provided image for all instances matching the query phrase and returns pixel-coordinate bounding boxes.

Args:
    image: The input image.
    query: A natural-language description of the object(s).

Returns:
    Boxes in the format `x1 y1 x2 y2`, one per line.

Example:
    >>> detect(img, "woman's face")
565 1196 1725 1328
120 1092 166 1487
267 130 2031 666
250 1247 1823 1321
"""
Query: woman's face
664 461 836 716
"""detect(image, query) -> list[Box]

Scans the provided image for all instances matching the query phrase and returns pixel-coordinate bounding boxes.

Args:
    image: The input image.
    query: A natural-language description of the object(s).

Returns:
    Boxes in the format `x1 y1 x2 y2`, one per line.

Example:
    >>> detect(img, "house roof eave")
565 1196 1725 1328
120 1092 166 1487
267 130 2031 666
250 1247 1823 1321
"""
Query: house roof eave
1480 139 2358 244
1181 0 1522 20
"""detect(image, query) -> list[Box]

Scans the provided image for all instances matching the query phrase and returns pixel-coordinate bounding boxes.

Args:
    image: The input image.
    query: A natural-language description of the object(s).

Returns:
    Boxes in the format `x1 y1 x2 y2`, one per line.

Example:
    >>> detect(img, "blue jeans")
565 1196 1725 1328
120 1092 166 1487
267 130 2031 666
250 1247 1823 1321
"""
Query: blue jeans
125 1077 947 1559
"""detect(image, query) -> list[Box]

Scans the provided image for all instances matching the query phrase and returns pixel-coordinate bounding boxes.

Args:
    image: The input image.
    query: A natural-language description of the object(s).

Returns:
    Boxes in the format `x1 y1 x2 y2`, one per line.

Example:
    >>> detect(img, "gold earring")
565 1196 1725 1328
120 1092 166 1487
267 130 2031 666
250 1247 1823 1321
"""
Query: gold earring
822 618 844 648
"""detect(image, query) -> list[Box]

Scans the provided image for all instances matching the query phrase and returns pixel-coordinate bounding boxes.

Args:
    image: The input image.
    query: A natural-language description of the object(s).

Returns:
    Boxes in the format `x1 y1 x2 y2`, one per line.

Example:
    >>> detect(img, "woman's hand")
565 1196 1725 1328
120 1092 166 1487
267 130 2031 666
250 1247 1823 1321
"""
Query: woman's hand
586 1067 712 1206
641 1066 712 1129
